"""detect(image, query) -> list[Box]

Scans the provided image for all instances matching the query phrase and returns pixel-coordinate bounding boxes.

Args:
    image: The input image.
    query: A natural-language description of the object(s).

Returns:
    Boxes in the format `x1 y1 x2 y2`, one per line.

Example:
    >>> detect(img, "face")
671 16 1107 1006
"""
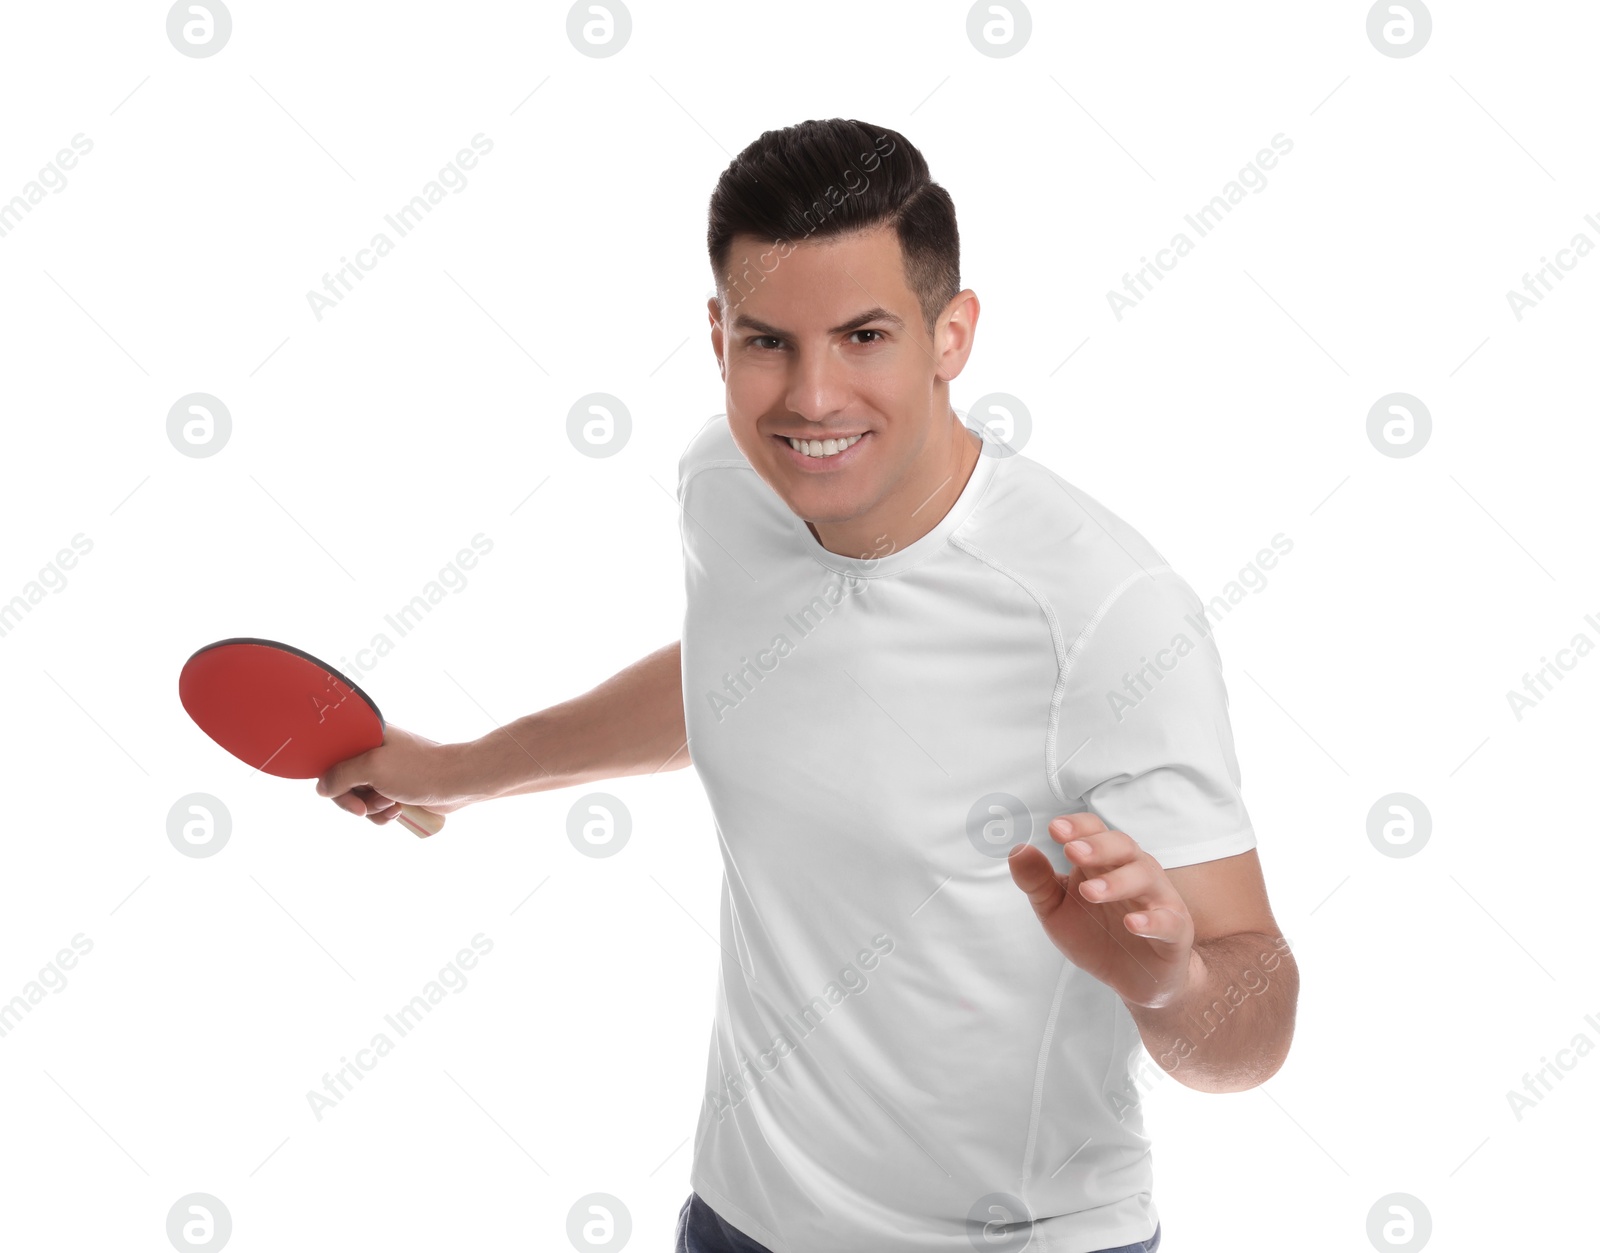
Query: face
708 224 977 556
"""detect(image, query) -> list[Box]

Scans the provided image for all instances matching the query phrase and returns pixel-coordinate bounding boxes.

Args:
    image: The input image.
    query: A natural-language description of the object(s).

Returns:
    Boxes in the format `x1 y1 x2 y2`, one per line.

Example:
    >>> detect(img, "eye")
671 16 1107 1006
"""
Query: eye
746 330 885 350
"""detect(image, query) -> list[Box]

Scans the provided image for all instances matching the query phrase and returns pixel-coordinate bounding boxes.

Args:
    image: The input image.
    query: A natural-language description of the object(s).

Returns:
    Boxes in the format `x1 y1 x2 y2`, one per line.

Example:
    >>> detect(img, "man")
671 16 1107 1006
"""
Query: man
318 118 1298 1253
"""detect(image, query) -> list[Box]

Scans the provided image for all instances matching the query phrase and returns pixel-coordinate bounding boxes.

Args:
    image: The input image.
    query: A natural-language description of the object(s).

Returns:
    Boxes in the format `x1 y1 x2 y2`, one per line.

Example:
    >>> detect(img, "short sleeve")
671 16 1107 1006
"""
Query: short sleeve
1051 568 1257 869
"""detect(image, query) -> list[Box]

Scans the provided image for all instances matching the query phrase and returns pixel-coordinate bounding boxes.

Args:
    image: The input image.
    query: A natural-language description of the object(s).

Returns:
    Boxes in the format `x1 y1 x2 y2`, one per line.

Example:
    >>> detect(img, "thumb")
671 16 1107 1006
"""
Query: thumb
316 749 377 798
1007 843 1067 916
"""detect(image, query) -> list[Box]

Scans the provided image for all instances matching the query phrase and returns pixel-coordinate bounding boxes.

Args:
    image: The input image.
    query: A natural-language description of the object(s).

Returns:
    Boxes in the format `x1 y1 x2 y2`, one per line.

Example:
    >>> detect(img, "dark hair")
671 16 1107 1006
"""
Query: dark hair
706 118 961 337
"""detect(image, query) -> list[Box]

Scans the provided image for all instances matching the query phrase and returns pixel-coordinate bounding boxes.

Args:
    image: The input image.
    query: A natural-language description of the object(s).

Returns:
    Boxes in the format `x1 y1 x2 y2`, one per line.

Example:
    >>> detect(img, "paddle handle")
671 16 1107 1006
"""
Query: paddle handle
396 806 447 838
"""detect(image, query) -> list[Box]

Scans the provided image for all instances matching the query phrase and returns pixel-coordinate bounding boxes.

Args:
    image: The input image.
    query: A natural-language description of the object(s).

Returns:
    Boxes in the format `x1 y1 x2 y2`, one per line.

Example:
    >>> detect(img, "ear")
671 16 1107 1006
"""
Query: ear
707 294 726 379
934 289 980 383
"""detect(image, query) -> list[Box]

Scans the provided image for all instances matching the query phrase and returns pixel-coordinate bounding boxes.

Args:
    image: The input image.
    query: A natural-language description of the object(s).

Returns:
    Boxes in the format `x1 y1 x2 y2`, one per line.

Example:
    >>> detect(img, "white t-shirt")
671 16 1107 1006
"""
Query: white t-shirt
677 414 1256 1253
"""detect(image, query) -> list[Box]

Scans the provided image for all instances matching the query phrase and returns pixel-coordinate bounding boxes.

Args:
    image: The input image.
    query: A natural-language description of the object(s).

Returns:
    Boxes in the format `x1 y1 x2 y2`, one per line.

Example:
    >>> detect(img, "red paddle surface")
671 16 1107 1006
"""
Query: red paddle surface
179 639 384 779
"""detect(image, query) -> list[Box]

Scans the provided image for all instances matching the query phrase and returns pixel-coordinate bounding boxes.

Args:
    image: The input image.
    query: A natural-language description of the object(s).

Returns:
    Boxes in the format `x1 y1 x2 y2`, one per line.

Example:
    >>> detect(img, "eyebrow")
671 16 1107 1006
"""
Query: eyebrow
732 307 906 338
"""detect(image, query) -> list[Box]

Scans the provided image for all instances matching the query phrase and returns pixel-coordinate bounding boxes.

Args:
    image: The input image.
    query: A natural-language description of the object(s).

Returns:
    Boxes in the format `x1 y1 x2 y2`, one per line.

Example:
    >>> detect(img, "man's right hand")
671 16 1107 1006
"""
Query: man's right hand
316 724 475 825
315 640 690 823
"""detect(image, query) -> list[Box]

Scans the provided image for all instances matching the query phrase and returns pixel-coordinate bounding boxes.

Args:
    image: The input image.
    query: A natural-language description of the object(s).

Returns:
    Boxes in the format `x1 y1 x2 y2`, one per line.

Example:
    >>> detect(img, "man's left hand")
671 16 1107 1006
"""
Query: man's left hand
1008 812 1201 1010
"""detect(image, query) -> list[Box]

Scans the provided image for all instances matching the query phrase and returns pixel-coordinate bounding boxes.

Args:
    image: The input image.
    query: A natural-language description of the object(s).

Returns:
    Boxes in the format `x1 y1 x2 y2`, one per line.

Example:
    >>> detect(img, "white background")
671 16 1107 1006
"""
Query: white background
1 1 1595 1249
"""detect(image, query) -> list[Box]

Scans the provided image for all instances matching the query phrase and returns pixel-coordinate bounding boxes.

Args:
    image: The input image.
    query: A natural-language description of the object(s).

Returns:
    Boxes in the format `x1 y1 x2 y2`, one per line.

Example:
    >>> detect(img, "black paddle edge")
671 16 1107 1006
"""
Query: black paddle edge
183 636 386 727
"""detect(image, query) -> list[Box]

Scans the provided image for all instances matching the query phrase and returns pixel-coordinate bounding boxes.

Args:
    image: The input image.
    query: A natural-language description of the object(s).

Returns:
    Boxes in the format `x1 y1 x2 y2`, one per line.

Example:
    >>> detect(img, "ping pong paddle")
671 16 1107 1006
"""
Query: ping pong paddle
179 637 446 838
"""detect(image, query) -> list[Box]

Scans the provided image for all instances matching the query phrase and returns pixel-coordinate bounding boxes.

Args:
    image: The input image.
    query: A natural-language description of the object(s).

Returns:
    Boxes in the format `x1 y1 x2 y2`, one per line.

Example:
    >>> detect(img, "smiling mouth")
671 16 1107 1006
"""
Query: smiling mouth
775 432 867 460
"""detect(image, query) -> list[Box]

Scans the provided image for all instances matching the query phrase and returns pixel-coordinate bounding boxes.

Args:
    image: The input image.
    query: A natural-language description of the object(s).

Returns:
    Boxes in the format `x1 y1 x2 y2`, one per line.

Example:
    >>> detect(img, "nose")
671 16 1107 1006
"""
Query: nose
783 343 853 426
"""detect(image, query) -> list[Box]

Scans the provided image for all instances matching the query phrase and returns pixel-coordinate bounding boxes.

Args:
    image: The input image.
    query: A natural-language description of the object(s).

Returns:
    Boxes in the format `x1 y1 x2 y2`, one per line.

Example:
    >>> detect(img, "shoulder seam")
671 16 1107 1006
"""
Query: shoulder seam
948 535 1073 807
951 536 1175 808
1055 564 1177 801
1067 565 1176 674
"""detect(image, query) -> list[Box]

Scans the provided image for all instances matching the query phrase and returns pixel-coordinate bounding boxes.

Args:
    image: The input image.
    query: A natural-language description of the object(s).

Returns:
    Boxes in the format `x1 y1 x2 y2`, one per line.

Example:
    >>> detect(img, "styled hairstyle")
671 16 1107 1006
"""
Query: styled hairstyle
706 118 961 337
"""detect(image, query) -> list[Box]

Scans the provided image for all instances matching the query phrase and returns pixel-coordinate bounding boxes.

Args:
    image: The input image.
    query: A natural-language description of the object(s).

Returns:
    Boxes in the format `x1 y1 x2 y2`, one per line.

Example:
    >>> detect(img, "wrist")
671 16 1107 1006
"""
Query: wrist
451 717 559 804
443 738 491 806
1125 945 1208 1024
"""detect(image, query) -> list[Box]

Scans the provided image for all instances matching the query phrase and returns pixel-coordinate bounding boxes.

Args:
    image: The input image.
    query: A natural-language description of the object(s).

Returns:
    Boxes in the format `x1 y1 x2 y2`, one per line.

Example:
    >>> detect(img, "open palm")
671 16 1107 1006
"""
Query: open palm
1008 812 1196 1009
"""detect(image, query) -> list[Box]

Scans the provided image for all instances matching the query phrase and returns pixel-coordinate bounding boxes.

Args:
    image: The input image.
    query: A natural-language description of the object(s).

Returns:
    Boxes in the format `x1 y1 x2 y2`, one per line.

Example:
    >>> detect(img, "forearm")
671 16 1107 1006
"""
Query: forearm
1125 931 1298 1093
455 640 690 802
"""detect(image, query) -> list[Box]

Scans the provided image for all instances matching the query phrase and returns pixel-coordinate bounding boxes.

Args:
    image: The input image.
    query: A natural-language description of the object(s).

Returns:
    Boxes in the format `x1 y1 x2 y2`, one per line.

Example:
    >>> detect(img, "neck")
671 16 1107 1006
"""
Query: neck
808 413 982 561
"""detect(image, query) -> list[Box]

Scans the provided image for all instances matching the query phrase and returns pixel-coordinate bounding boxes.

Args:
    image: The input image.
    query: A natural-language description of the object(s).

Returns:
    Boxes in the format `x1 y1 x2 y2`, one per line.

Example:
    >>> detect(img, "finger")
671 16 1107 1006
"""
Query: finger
1078 859 1157 905
352 786 396 815
1059 827 1138 871
316 750 375 798
1050 812 1108 843
1007 844 1067 915
331 793 366 818
1123 907 1186 944
368 802 401 824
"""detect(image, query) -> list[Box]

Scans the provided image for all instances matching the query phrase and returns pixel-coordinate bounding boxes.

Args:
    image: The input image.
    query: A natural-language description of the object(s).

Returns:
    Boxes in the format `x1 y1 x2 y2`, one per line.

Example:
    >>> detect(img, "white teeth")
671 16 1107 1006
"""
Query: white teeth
787 433 864 458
